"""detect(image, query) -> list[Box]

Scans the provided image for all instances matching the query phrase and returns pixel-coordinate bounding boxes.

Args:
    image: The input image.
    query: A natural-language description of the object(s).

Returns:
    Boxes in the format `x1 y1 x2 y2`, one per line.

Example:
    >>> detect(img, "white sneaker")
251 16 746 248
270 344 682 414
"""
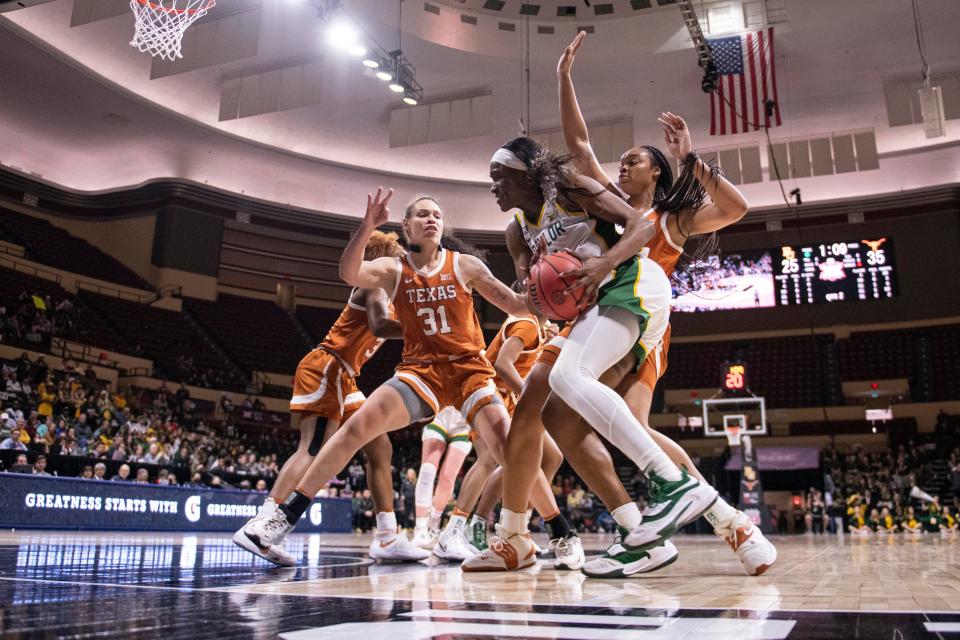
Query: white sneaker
232 524 298 566
433 527 474 562
461 525 538 572
624 471 717 552
237 510 295 560
369 529 431 562
582 527 678 578
551 536 585 571
412 524 436 549
715 511 777 576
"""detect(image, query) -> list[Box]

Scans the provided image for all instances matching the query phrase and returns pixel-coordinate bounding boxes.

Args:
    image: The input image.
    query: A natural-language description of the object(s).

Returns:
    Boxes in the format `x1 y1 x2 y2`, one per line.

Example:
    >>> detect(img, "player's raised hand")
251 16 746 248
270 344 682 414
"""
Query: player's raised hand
364 187 394 228
659 112 692 161
557 31 586 76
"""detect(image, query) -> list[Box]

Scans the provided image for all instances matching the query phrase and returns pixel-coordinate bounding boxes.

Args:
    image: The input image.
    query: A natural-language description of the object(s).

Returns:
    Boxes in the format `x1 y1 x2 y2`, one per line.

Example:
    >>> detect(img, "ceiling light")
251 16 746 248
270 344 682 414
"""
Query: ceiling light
375 70 393 81
347 44 367 57
402 95 418 106
388 82 404 93
326 20 359 52
362 58 379 68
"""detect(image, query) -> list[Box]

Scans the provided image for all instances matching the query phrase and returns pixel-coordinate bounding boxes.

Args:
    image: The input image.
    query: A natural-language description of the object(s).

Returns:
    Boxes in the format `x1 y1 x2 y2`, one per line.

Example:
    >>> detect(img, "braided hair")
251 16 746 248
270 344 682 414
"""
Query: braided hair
638 144 721 275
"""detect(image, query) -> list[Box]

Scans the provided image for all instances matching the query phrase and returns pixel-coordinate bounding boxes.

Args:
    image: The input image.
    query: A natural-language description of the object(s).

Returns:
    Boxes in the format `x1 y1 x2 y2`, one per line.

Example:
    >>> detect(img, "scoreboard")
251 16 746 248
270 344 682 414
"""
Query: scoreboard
774 238 898 306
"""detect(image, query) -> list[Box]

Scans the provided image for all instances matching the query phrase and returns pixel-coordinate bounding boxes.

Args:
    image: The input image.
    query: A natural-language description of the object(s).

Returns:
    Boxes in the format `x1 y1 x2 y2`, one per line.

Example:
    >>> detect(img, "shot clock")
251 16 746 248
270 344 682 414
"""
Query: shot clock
722 362 748 395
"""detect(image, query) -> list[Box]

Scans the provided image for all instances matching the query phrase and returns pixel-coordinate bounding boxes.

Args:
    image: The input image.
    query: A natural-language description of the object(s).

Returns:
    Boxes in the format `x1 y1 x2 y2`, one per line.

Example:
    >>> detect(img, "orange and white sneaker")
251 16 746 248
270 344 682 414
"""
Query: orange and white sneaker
715 511 777 576
461 525 538 572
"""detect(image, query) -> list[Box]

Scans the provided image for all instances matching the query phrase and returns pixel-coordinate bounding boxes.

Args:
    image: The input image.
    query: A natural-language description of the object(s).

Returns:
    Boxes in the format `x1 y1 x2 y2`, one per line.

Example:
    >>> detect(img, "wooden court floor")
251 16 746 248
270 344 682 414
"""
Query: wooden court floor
1 530 958 639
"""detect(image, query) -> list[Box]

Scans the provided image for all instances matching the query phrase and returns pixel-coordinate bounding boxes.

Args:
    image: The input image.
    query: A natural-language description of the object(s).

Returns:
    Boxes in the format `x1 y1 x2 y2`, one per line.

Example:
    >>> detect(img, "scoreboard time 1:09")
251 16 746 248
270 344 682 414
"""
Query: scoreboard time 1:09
774 237 898 306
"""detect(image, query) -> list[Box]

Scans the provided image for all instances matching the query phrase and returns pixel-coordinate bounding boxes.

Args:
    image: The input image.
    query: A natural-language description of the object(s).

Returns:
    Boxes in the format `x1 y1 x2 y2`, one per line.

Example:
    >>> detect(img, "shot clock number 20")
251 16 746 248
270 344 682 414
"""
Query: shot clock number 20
722 362 748 394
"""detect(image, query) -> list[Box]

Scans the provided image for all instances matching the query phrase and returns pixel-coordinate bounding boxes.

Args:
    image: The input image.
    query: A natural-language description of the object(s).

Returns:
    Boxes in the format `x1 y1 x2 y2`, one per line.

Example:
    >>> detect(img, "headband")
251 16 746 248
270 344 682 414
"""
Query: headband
490 148 528 172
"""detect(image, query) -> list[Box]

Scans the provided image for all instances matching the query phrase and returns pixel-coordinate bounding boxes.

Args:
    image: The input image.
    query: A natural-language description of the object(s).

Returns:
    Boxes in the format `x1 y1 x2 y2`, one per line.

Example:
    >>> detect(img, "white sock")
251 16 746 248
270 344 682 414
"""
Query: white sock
611 502 642 530
258 497 278 517
416 462 437 512
428 508 442 530
375 511 397 534
500 508 528 536
445 513 467 533
702 497 738 529
415 516 428 530
548 305 683 483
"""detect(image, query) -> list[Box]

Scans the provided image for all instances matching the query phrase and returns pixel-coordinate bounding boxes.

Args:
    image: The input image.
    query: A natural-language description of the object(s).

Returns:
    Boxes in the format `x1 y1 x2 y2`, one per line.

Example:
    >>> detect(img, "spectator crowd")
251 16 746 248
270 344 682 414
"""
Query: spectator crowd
0 352 296 489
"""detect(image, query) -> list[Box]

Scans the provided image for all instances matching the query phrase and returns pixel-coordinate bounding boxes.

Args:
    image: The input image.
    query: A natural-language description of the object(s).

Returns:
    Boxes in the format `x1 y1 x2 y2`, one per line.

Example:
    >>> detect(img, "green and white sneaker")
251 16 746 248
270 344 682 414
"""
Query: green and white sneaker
623 471 717 552
582 527 678 578
468 518 488 555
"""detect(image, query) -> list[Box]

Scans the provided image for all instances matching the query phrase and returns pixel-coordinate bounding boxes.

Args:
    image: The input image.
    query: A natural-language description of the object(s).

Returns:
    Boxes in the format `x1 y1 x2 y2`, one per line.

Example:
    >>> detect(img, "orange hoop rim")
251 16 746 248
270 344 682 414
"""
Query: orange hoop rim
133 0 215 16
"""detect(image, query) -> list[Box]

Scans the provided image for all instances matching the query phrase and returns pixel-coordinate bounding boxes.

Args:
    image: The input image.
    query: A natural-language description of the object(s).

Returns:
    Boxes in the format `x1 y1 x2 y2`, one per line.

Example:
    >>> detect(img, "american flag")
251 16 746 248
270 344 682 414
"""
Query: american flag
707 27 781 136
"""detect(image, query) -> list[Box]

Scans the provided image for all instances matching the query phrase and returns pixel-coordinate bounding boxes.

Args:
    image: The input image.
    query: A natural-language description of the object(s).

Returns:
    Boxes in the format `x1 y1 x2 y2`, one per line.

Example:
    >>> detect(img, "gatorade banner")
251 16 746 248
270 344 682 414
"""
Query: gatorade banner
0 474 352 533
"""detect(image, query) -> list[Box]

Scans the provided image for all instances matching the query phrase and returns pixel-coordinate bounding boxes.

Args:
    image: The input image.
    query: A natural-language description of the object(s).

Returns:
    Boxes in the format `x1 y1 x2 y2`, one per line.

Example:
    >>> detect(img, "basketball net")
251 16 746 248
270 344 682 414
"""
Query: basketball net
724 424 742 447
129 0 215 61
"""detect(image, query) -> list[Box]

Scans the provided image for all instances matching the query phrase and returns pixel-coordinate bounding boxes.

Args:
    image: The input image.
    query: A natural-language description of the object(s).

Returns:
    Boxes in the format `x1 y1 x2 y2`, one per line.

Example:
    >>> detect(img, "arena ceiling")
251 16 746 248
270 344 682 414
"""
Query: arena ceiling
0 0 958 230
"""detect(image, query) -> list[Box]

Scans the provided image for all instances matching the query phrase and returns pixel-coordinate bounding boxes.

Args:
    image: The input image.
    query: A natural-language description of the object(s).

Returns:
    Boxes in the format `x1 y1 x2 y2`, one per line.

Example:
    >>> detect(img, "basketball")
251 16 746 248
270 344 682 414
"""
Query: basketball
527 251 588 321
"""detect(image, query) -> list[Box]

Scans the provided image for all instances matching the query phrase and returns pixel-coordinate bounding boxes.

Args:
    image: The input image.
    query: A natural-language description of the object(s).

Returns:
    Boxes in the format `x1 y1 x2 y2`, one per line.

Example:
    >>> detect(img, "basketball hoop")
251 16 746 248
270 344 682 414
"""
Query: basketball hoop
129 0 215 61
724 424 742 447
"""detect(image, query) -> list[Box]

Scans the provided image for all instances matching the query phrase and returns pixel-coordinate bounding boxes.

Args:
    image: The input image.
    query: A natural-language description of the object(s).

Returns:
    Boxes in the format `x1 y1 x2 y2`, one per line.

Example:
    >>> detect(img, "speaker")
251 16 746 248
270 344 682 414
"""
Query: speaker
918 85 946 139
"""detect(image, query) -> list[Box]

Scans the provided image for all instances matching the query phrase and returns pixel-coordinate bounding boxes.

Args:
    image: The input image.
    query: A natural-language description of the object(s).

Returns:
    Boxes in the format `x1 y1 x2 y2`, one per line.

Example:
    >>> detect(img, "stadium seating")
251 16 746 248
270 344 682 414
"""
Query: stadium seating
837 328 914 381
930 324 960 401
185 294 311 374
0 208 152 290
296 305 343 343
0 265 130 353
664 335 825 408
80 291 240 382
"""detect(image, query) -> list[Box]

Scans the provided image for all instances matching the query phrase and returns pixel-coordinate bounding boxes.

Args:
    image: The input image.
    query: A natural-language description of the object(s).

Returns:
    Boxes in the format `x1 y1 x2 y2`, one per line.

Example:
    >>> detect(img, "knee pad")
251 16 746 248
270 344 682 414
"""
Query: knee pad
306 416 328 456
416 462 437 508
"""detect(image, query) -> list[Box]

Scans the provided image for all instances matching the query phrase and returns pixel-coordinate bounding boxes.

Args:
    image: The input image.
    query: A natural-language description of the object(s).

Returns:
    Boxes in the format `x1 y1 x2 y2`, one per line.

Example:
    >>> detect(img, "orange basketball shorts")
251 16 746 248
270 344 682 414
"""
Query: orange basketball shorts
393 354 499 424
289 348 365 421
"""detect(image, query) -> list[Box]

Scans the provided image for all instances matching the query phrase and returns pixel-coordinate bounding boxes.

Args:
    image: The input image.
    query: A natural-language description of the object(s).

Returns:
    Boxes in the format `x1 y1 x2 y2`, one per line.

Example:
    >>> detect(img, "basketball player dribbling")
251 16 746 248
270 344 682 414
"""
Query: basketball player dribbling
544 31 776 577
234 231 428 564
463 136 719 571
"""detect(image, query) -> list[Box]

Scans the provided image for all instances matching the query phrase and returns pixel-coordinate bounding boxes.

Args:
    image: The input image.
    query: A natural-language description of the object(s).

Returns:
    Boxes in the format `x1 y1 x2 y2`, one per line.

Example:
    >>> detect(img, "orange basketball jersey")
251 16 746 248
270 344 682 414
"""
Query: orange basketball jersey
485 316 543 382
318 293 387 376
391 249 486 363
641 208 683 277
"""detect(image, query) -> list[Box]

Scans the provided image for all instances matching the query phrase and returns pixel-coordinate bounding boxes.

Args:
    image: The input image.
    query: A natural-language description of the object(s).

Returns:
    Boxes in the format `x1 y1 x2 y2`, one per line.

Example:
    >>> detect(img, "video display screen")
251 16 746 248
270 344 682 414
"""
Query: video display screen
671 238 897 312
671 250 775 312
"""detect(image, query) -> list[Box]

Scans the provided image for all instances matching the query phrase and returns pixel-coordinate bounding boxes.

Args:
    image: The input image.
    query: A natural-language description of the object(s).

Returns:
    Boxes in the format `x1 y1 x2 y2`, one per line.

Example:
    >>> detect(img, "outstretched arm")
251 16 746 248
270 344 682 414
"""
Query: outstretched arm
362 288 403 340
458 254 531 317
558 32 616 190
339 187 400 290
659 112 748 235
